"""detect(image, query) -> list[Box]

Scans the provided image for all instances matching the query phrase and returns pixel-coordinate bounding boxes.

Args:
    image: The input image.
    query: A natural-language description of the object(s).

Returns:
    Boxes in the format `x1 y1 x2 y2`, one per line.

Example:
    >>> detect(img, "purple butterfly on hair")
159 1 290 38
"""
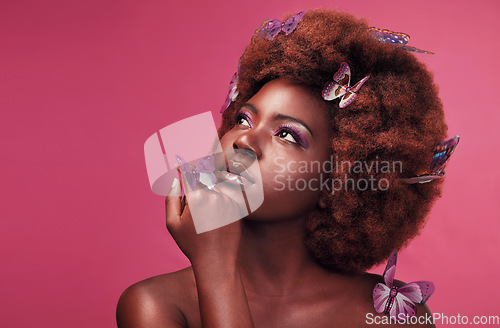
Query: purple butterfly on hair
176 154 217 191
322 62 370 108
255 11 305 41
368 27 434 54
373 250 435 320
401 135 460 184
220 72 239 113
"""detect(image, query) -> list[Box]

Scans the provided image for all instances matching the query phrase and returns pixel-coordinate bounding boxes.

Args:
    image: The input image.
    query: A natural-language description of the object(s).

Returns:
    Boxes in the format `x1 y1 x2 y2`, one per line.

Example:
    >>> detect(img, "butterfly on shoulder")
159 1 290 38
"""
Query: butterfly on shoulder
373 250 435 320
322 62 370 108
255 11 305 40
175 154 217 191
401 135 460 184
368 27 434 54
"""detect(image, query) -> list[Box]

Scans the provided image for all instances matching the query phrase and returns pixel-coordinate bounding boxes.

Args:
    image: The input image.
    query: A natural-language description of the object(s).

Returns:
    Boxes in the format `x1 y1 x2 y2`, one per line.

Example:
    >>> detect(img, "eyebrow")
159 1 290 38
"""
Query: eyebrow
239 103 314 137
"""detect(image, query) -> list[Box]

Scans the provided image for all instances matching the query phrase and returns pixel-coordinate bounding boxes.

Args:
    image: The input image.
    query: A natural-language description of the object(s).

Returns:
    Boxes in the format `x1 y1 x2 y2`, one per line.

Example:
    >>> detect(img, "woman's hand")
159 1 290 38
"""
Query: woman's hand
165 177 255 328
165 177 243 266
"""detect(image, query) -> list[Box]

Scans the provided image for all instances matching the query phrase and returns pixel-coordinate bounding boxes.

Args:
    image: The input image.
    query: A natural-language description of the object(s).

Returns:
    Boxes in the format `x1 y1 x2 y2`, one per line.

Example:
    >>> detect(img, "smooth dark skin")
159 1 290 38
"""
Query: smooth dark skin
117 79 435 328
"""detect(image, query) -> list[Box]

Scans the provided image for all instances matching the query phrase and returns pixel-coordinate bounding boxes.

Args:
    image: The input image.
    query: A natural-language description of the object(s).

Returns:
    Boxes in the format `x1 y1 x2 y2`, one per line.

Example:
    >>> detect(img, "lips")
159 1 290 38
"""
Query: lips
216 165 255 185
214 149 257 185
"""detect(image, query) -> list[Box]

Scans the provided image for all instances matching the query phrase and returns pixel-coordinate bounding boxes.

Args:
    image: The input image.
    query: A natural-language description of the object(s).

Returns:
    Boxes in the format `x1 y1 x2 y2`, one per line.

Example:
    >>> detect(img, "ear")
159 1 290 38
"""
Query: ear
318 195 328 209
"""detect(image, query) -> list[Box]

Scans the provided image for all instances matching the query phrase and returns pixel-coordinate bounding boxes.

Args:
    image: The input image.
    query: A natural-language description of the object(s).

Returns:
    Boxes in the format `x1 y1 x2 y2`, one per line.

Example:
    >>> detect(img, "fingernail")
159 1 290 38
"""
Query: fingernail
167 178 181 197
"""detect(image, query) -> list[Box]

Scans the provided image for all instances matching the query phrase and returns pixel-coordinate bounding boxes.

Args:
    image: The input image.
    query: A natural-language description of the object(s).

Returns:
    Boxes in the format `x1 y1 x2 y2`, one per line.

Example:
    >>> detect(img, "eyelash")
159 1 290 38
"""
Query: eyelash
235 111 308 148
273 125 308 148
235 111 253 127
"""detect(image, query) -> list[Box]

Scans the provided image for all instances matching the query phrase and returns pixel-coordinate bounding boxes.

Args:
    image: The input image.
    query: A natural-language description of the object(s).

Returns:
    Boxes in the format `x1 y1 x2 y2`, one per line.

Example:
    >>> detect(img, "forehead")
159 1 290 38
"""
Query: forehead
247 79 330 133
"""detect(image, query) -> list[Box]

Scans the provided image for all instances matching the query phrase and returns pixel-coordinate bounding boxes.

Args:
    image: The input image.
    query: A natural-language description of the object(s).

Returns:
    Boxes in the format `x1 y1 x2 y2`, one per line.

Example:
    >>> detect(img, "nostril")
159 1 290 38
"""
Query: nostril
232 131 260 159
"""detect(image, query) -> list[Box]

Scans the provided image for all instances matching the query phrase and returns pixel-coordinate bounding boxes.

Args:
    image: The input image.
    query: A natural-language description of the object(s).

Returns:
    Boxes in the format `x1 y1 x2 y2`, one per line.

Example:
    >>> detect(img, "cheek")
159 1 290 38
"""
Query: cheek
219 130 235 149
264 158 324 205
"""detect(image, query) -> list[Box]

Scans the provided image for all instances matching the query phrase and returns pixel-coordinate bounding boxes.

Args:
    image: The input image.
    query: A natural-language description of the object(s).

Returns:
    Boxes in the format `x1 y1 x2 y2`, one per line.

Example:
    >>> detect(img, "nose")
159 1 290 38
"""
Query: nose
232 129 261 160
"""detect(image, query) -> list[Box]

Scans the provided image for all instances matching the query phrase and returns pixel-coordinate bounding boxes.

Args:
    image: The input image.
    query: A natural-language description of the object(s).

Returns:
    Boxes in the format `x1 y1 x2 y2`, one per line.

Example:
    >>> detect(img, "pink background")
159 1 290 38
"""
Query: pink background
1 0 499 327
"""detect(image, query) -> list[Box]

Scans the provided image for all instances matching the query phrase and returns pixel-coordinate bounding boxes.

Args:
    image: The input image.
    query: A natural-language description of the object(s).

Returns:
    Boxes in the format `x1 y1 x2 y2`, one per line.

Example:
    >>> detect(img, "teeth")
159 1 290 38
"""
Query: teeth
222 171 239 181
230 160 244 168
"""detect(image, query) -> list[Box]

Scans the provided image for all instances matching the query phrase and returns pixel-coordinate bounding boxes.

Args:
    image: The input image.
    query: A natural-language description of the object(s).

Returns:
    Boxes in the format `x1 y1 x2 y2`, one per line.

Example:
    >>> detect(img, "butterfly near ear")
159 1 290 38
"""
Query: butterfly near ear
255 11 305 40
322 62 370 108
401 135 460 184
373 250 435 320
176 154 217 191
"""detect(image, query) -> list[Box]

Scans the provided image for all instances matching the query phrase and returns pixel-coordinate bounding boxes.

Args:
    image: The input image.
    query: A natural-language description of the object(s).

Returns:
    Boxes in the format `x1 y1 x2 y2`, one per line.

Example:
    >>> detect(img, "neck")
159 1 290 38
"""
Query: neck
237 216 325 297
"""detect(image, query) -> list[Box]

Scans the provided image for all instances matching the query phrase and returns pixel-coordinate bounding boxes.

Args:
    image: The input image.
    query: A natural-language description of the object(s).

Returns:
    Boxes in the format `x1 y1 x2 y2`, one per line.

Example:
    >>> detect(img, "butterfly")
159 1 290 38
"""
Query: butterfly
401 135 460 184
255 11 305 40
322 62 370 108
220 72 239 113
368 27 434 54
175 154 217 191
373 250 435 320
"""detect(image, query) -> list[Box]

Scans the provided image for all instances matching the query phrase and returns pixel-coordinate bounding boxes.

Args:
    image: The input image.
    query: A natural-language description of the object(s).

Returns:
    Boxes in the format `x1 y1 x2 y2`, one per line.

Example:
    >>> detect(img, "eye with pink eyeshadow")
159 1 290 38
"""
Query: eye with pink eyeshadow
234 110 309 148
234 110 253 128
273 124 309 148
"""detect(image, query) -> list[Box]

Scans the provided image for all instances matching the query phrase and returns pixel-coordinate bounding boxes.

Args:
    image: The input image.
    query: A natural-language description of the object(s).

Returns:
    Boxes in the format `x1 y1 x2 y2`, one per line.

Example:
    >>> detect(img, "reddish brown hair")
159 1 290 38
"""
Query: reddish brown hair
219 10 447 273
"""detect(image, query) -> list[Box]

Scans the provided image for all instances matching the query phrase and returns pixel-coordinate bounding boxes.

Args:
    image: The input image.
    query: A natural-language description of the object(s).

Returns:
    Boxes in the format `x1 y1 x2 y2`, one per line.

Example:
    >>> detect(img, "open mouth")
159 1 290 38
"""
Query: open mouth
227 160 255 184
213 149 257 185
217 169 255 185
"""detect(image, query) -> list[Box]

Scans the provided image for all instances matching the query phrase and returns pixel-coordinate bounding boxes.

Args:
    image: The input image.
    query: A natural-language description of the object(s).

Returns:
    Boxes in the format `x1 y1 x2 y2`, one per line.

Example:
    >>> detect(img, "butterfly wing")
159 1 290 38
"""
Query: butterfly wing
402 135 459 184
417 281 435 303
430 135 460 174
372 250 397 315
256 19 283 40
339 91 357 108
399 281 435 304
369 27 433 54
396 44 434 54
176 155 196 191
220 73 239 113
282 11 305 35
340 75 370 107
333 62 351 86
400 174 442 184
322 81 347 101
221 96 231 114
397 282 423 304
390 292 417 319
383 250 398 288
196 154 215 173
228 73 239 101
374 251 433 320
350 75 370 93
176 155 193 174
195 154 216 189
368 27 410 45
198 172 216 189
368 27 388 43
373 283 392 313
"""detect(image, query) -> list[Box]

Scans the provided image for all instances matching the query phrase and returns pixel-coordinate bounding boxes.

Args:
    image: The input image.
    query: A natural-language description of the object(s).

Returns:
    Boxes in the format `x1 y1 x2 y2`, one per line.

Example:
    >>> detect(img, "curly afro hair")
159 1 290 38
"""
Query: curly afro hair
218 9 448 274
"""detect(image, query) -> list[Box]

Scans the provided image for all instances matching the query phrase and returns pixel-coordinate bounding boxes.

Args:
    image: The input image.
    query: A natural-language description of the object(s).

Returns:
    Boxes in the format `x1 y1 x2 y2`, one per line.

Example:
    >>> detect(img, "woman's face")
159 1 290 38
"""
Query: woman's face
220 79 332 221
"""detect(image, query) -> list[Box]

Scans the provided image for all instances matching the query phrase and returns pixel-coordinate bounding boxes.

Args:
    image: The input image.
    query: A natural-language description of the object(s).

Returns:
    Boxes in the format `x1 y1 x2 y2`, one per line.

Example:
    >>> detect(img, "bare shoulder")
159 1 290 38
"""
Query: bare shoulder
348 273 435 328
116 267 199 328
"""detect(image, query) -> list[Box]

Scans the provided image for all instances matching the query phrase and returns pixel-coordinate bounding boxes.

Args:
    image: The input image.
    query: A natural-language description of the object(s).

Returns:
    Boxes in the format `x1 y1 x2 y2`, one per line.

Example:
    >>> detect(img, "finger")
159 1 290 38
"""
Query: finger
165 178 182 228
180 195 186 212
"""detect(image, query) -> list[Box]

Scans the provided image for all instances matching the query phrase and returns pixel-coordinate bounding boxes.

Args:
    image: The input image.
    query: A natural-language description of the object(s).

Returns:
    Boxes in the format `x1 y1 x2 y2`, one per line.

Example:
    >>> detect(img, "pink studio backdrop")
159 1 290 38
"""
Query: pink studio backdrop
1 0 499 327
